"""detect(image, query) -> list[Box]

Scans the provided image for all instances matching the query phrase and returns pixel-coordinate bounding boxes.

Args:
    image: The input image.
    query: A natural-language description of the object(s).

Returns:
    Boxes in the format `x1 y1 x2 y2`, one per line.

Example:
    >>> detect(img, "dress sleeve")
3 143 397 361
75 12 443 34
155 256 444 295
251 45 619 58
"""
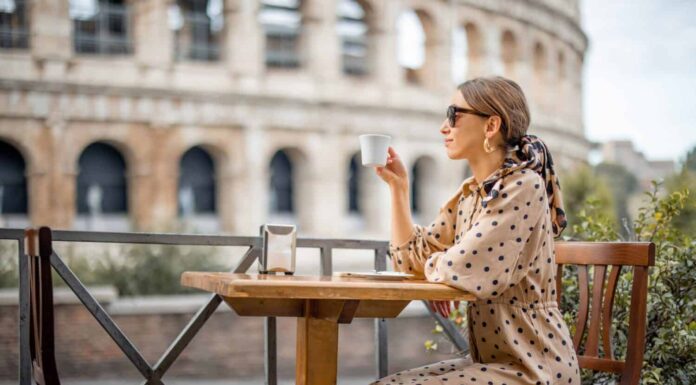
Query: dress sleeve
424 171 546 299
388 188 462 278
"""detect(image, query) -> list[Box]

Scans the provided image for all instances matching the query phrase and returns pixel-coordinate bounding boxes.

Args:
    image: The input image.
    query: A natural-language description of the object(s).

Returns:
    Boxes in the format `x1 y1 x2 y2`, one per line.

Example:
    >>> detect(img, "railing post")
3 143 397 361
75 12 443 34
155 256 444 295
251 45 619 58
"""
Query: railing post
19 230 31 385
374 247 389 378
264 316 277 385
37 227 60 384
320 247 333 276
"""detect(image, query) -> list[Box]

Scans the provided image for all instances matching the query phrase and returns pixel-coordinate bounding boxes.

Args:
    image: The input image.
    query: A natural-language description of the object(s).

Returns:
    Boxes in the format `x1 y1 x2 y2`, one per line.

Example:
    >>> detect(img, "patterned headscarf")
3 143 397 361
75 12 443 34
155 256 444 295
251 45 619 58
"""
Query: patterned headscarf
478 134 567 237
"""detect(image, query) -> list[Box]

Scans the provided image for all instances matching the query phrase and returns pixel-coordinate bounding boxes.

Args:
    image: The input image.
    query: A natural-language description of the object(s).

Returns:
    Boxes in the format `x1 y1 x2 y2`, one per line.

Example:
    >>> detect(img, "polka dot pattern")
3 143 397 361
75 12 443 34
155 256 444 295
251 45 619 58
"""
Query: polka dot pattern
384 170 580 385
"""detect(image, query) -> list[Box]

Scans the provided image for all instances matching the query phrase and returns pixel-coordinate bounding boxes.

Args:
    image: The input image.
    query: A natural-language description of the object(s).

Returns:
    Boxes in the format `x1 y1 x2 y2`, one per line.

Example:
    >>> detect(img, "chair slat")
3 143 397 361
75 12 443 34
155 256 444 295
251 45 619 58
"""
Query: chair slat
620 266 650 385
574 265 589 351
577 356 625 374
585 265 607 357
555 264 563 305
555 242 655 266
602 265 622 360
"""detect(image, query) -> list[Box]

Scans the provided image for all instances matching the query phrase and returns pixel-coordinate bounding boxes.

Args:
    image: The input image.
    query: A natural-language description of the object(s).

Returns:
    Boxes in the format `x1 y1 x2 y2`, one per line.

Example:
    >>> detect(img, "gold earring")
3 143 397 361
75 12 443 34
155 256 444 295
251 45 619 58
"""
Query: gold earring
484 138 495 153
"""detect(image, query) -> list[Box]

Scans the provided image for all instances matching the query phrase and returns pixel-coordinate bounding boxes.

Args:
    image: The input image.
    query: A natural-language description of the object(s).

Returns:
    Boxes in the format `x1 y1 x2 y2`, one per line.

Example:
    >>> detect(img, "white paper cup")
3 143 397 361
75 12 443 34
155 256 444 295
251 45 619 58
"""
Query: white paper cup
359 134 391 167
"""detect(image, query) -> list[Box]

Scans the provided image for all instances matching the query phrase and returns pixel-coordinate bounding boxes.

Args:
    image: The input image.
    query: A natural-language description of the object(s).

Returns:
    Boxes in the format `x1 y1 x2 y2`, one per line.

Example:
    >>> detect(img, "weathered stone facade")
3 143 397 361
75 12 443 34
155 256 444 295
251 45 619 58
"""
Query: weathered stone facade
0 0 590 237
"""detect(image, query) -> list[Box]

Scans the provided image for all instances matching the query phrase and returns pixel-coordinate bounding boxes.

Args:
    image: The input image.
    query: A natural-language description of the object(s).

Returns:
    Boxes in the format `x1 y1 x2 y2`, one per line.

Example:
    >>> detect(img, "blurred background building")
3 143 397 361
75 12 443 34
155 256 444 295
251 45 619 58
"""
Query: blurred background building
0 0 590 237
600 140 675 191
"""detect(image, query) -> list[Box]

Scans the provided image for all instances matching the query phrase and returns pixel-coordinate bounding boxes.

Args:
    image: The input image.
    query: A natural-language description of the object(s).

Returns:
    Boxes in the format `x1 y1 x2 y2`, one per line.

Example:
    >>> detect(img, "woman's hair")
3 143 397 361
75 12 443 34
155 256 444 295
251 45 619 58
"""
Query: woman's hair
457 76 530 148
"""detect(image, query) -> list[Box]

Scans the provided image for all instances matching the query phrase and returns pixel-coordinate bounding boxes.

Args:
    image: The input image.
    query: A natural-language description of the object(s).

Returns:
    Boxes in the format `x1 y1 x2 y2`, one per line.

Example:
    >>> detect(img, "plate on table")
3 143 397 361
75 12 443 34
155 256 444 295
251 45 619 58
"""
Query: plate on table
332 271 416 280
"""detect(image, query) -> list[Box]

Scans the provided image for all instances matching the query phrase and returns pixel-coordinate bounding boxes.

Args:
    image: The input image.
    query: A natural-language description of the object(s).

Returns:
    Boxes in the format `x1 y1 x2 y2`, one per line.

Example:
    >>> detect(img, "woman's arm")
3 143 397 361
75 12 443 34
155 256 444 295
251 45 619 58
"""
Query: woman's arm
424 171 546 299
376 147 459 277
374 147 415 247
390 185 414 246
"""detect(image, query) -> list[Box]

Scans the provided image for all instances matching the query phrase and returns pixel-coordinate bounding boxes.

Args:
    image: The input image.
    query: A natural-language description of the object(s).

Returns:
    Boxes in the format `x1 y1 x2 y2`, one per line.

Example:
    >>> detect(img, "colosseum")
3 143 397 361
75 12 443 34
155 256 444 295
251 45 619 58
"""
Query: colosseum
0 0 589 238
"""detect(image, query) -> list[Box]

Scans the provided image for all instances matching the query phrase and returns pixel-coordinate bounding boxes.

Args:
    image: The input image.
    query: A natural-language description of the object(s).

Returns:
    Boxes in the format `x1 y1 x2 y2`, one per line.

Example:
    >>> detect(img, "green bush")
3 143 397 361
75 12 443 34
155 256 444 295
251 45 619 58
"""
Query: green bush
89 244 227 296
571 181 696 384
0 241 227 296
0 240 19 288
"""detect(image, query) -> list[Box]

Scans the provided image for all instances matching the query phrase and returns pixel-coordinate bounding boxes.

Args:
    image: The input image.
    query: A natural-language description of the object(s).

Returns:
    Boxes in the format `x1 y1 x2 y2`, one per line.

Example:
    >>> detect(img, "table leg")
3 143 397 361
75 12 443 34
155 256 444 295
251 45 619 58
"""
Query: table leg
296 300 340 385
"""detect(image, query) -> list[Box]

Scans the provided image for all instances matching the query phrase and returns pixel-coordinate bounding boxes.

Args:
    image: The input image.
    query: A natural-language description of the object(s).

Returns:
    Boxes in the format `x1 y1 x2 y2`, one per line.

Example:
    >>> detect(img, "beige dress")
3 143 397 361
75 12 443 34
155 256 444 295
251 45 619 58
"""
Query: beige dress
374 169 580 385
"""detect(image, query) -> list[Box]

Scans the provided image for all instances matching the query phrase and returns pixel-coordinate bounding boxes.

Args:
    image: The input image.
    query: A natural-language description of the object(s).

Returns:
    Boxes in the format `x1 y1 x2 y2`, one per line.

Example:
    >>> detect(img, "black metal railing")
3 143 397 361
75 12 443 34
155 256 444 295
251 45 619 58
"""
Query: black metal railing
0 227 468 384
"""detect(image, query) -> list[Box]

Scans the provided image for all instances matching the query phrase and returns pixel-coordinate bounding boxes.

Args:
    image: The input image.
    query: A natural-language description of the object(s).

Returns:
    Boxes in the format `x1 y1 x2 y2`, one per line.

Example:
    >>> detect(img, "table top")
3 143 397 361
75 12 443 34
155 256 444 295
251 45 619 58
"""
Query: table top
181 272 475 301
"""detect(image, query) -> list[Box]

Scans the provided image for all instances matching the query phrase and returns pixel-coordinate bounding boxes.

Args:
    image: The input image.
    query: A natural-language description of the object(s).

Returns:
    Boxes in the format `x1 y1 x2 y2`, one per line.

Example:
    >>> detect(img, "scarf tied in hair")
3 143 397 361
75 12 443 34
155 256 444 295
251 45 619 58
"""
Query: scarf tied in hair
476 134 567 237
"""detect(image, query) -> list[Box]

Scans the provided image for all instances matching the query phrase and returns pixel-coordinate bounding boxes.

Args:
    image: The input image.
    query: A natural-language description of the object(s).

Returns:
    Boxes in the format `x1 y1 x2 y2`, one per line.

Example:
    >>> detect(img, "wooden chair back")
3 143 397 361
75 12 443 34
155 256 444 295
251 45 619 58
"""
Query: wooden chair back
26 227 61 385
554 242 655 385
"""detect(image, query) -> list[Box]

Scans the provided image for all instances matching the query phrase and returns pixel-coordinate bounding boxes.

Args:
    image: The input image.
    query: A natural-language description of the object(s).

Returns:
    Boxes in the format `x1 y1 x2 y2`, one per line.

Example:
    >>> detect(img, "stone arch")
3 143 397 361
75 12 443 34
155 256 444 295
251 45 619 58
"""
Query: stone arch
410 155 437 219
268 146 309 219
501 29 518 79
69 135 138 177
178 145 217 215
0 139 28 215
76 141 129 215
347 151 362 214
533 41 547 75
532 40 548 108
557 48 566 80
397 7 439 85
464 22 484 78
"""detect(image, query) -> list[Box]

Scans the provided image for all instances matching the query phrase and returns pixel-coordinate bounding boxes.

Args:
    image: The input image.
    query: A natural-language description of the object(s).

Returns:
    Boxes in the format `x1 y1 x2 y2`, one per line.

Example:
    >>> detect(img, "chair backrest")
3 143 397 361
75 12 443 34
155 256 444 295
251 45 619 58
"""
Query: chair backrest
26 227 61 385
554 242 655 385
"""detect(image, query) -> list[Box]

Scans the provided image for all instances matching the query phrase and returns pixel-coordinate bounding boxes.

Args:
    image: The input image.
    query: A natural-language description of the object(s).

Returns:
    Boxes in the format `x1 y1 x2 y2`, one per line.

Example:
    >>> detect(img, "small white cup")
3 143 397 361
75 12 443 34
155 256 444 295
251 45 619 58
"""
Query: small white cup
359 134 391 167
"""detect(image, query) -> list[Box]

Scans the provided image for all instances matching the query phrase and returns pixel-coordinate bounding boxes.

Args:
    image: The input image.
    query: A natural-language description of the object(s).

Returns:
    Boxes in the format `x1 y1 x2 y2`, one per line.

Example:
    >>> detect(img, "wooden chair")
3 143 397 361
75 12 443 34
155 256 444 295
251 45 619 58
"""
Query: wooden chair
555 242 655 385
26 227 61 385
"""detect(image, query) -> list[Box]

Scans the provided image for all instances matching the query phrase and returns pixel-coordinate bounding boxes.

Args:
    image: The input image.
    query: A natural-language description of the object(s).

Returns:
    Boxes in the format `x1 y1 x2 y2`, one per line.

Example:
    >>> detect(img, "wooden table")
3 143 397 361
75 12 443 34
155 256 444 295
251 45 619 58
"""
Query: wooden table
181 272 474 385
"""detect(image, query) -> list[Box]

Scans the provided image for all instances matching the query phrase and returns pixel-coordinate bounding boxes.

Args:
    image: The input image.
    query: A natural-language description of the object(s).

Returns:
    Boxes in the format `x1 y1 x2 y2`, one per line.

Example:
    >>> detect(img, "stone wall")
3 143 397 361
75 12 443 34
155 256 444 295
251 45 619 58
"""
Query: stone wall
0 0 590 237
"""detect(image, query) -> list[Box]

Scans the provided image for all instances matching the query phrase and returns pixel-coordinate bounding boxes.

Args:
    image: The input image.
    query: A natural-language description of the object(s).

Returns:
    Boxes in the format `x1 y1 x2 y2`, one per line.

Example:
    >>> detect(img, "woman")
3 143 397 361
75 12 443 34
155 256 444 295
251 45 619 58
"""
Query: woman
372 76 579 385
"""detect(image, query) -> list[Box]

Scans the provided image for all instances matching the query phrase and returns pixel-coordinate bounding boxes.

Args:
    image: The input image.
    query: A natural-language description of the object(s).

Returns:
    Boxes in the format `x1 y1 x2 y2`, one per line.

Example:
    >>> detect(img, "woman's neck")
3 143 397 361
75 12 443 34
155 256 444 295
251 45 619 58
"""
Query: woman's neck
468 149 506 187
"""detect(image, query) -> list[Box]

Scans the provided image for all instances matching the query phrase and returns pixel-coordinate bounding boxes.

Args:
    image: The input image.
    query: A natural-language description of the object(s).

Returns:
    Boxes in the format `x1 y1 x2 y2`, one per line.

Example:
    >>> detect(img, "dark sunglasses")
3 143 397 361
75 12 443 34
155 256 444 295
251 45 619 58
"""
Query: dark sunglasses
446 105 490 127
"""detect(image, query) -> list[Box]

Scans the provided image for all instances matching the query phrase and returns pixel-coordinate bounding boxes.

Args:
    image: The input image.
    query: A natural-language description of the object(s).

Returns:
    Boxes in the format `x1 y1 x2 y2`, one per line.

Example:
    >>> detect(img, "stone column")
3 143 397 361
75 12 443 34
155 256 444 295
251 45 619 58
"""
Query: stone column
56 141 77 230
128 160 155 231
236 123 269 235
133 0 173 69
27 120 57 227
30 0 71 79
572 53 585 136
225 0 264 87
431 6 454 92
41 117 75 228
217 168 239 234
147 127 178 230
373 1 401 89
482 24 503 76
300 134 344 238
515 34 535 112
302 0 340 82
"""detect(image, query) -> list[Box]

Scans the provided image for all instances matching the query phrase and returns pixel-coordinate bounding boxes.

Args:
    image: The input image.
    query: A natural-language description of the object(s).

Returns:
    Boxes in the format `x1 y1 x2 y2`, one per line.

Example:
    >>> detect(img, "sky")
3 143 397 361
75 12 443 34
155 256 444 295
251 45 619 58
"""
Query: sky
580 0 696 164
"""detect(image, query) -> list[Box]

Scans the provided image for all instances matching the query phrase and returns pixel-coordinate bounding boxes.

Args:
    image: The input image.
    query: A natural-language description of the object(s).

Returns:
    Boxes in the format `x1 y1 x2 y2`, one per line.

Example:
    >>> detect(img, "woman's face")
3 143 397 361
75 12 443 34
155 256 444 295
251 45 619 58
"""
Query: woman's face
440 91 491 161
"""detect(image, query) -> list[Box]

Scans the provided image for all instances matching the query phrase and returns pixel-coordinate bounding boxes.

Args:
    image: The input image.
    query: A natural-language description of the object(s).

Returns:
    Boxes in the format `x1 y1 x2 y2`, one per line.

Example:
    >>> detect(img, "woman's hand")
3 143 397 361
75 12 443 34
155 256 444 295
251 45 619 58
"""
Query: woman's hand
428 300 460 318
375 147 409 191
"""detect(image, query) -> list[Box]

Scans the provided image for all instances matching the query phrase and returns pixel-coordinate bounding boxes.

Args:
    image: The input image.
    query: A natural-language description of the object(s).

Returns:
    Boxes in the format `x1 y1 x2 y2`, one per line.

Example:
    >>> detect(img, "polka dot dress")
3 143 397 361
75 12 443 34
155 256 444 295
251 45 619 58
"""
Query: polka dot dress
378 170 580 385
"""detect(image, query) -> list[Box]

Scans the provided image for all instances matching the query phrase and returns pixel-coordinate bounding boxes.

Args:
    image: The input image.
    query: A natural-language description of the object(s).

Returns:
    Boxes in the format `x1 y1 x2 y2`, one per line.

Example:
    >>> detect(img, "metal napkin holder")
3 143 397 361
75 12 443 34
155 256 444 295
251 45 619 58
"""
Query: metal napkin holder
258 224 296 275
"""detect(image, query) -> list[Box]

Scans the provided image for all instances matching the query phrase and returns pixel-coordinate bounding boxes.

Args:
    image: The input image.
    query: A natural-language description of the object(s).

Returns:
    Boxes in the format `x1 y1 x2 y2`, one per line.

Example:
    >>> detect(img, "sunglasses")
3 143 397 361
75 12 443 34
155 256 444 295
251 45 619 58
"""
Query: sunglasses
446 105 490 127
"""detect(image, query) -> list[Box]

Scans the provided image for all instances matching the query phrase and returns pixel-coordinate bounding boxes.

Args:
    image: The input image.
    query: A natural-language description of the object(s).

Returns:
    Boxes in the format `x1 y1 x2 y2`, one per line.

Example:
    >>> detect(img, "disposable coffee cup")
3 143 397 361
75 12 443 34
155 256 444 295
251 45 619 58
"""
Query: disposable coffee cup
359 134 391 167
